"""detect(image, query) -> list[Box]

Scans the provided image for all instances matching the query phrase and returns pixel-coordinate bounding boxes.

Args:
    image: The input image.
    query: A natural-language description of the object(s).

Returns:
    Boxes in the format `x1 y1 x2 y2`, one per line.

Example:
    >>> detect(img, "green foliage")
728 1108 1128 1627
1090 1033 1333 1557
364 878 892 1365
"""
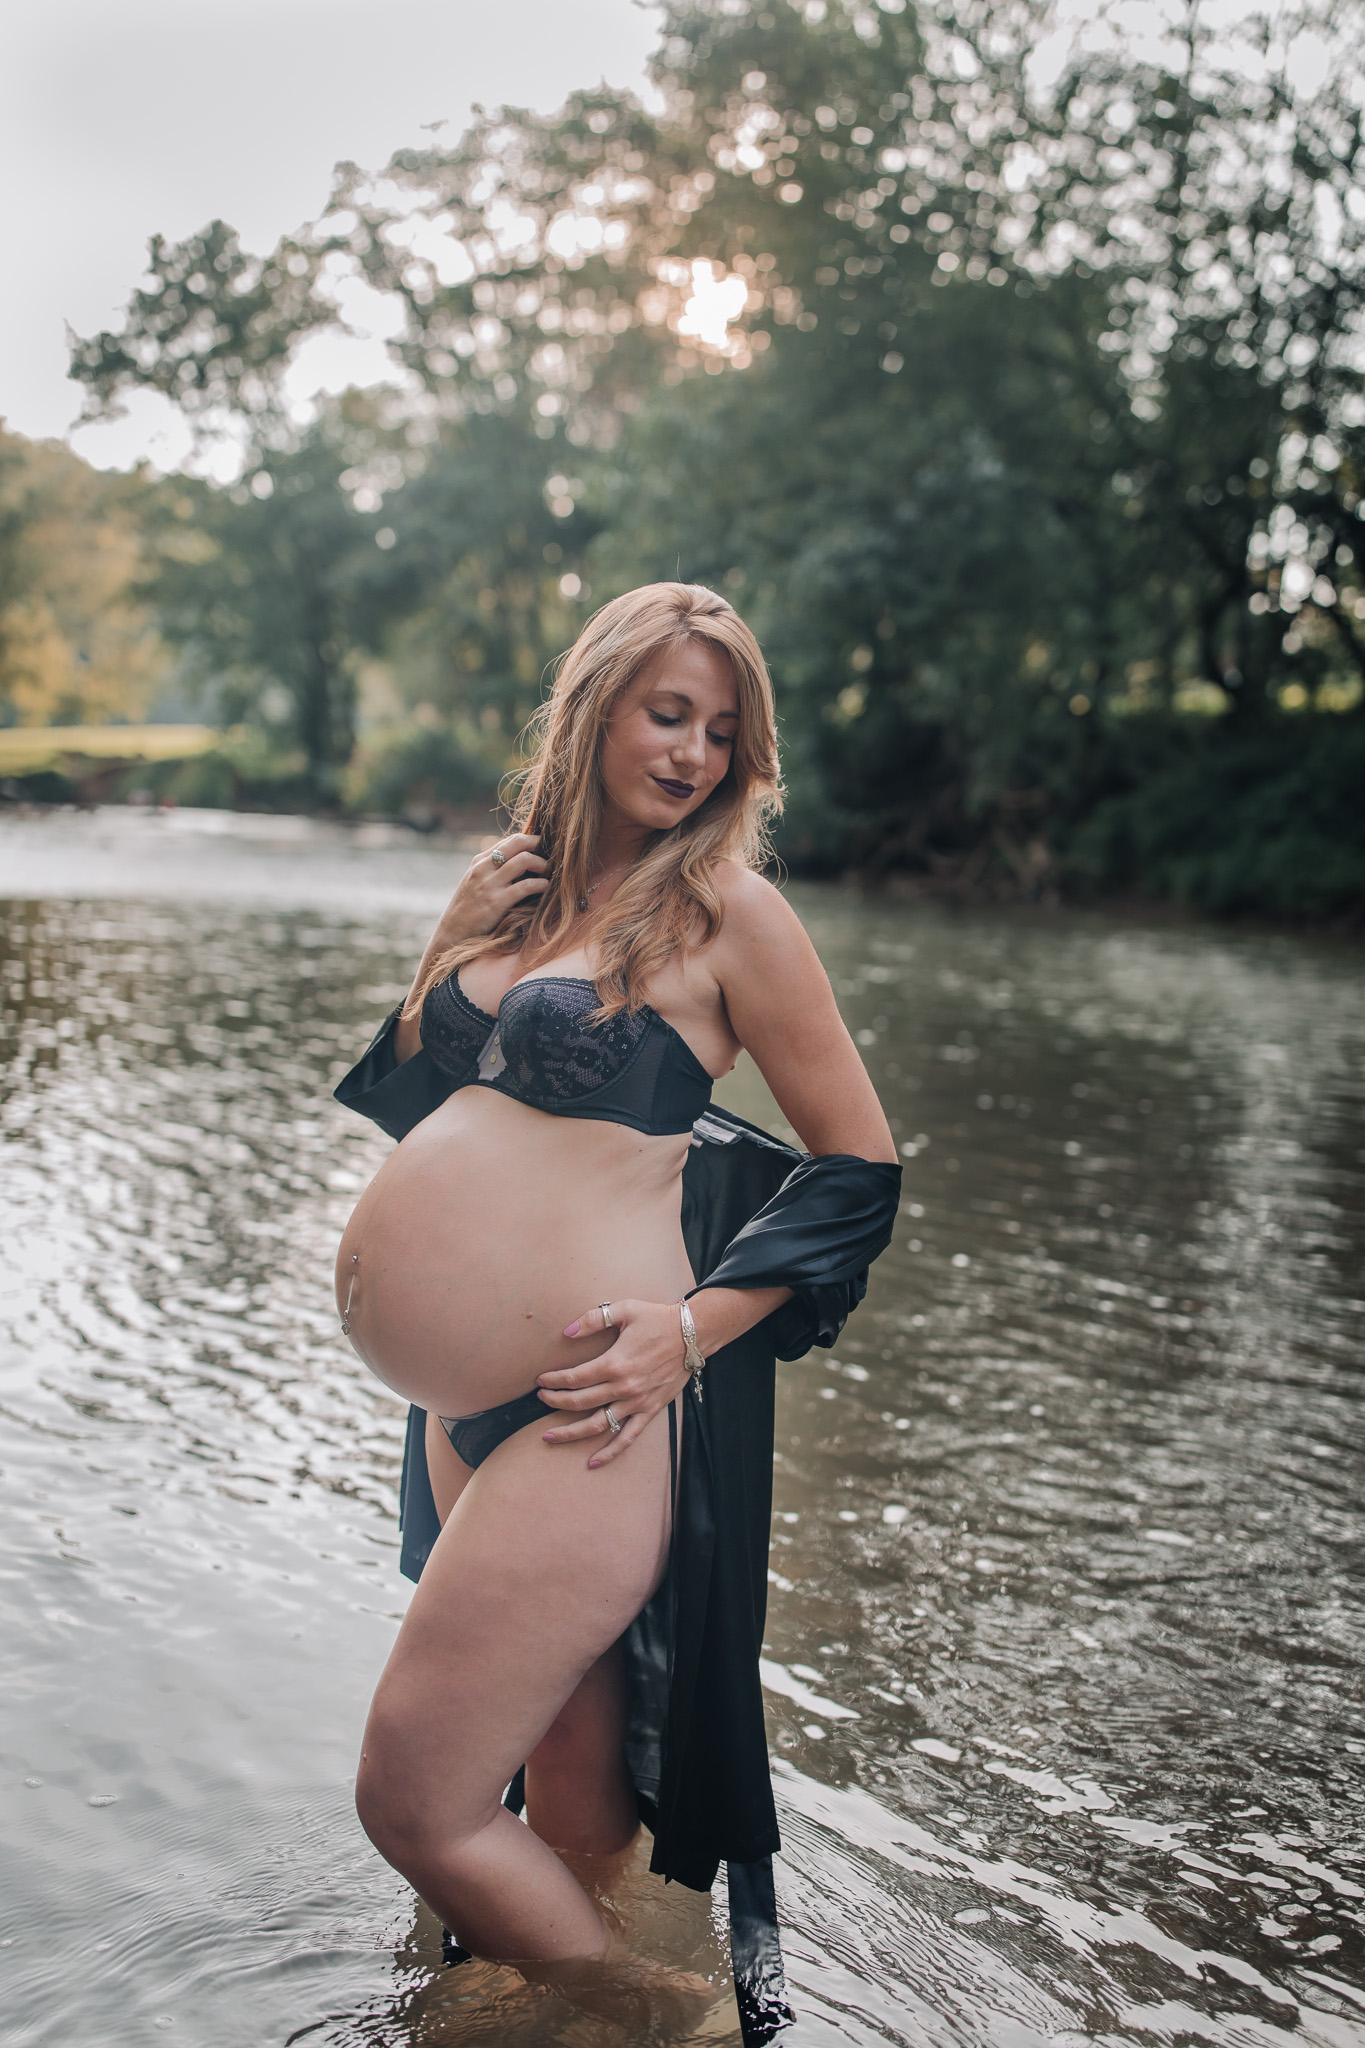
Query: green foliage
1 768 75 805
345 721 502 823
68 220 333 431
156 728 320 812
67 0 1365 917
144 404 396 796
135 398 597 805
0 724 312 811
357 406 600 743
1068 713 1365 918
0 425 169 726
85 728 320 811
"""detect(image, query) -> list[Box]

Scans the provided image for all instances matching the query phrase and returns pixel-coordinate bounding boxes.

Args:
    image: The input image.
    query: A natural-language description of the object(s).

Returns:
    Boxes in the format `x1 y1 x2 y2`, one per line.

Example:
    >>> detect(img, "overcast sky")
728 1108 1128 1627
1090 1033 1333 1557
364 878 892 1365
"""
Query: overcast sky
6 1 1323 474
3 0 660 470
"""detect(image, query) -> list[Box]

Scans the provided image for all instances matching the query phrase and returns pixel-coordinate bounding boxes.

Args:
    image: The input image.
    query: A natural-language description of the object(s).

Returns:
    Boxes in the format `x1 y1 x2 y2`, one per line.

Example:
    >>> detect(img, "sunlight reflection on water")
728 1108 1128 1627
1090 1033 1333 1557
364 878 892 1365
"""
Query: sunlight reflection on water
1 813 1362 2047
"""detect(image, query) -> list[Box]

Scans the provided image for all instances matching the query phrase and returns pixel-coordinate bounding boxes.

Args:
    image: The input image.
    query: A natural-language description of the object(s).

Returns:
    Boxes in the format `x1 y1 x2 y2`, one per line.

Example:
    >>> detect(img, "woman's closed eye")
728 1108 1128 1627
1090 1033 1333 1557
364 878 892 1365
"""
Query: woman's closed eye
647 708 733 745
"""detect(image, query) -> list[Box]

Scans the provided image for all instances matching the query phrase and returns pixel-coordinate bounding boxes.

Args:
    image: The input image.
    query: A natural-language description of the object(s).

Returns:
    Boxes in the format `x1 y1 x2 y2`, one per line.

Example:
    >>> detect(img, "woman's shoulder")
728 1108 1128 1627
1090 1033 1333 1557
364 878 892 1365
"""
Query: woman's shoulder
714 857 783 918
710 860 809 959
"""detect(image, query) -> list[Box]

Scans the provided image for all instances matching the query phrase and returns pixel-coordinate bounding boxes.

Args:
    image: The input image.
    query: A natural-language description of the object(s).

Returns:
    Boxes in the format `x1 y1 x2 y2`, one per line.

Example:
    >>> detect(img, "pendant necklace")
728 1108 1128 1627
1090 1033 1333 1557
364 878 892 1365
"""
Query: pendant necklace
576 863 624 915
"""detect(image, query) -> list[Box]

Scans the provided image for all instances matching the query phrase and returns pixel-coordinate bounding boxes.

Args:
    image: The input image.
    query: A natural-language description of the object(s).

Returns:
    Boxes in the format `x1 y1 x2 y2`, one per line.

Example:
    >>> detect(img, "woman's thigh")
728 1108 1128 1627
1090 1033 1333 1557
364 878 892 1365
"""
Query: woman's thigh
361 1403 672 1844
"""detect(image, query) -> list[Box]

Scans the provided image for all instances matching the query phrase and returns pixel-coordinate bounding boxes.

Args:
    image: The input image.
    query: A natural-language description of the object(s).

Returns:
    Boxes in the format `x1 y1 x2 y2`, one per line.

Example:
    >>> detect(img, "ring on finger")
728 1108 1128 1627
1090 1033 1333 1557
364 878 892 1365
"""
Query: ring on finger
489 845 507 868
604 1405 623 1435
600 1301 613 1328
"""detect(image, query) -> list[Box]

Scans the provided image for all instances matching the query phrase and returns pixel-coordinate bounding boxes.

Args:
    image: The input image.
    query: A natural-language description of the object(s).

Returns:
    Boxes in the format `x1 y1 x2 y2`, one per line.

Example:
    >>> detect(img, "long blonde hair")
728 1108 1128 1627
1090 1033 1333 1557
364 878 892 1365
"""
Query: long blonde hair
408 582 782 1020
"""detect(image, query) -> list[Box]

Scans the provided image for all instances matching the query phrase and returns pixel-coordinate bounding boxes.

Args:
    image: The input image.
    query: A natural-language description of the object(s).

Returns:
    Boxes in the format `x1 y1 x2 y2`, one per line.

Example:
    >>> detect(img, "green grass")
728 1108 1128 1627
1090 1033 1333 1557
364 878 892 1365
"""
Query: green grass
0 725 217 775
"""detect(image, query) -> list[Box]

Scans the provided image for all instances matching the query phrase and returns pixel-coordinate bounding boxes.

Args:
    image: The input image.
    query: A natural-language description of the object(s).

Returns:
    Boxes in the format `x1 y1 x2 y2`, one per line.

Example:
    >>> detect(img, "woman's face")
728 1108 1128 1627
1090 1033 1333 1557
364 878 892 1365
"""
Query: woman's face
598 638 741 839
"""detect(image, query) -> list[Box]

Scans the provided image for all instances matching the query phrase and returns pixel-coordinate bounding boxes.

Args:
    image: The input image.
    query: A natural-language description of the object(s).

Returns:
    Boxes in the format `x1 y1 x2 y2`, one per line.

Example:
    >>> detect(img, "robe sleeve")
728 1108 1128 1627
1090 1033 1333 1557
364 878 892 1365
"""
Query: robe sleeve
690 1152 901 1360
332 1005 464 1140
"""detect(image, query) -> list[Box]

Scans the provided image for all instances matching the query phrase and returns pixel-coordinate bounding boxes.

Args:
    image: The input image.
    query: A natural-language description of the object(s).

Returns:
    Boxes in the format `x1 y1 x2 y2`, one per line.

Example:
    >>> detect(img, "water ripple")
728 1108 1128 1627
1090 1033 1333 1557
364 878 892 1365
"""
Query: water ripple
1 862 1362 2046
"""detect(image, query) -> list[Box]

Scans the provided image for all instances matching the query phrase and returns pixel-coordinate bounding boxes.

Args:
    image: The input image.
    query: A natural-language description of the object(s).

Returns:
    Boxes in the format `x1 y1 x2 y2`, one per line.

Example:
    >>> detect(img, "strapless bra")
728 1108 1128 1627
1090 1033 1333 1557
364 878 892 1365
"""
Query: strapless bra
419 970 714 1137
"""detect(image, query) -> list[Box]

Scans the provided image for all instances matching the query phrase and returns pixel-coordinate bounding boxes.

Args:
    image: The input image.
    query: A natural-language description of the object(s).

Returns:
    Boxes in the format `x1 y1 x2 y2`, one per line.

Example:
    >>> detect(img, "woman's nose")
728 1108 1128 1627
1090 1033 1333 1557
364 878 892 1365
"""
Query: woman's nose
671 722 707 770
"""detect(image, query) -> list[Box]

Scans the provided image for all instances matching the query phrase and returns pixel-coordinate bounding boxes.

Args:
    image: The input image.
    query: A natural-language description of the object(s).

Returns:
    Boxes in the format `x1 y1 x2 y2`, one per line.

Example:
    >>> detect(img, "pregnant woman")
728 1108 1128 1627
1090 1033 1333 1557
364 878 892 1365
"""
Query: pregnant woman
333 582 900 2040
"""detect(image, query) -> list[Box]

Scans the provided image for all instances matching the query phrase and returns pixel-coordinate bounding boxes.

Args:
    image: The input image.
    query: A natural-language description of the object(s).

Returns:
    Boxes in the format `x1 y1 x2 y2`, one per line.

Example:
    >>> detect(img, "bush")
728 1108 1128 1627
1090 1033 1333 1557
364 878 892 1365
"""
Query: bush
1 769 77 805
1068 715 1365 919
344 722 503 827
99 728 320 812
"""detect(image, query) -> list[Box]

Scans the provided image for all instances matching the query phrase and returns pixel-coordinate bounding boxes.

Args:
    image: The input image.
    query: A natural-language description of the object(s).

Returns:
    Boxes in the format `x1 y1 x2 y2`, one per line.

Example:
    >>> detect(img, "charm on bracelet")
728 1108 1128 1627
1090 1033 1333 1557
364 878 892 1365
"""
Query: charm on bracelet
679 1300 706 1403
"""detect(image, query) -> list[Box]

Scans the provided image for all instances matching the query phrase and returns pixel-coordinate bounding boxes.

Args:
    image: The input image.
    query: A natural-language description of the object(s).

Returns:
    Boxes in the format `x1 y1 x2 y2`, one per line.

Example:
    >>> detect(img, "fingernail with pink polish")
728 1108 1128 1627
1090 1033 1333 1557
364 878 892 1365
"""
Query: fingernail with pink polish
564 1320 580 1336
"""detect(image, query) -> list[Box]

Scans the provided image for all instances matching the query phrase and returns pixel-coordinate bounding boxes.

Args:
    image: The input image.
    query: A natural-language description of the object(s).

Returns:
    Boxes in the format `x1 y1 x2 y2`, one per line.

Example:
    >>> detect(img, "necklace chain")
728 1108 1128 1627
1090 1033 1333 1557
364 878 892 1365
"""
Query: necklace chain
576 861 624 915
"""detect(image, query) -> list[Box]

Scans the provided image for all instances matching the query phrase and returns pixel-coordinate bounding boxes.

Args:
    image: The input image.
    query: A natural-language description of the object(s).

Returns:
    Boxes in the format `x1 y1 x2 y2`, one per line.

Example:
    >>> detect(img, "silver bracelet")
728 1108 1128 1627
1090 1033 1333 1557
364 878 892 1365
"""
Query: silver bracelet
679 1300 706 1404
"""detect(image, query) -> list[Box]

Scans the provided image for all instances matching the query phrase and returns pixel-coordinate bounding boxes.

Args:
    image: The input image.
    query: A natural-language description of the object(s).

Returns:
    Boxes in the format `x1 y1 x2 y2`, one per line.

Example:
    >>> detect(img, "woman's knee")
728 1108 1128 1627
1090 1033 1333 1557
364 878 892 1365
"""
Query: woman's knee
354 1732 425 1866
354 1692 490 1868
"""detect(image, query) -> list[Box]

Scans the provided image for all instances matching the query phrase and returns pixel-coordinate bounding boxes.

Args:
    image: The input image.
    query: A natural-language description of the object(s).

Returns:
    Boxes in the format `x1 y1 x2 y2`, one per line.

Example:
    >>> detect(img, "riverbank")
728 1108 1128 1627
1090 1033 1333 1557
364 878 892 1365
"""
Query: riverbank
0 803 482 914
5 802 1362 946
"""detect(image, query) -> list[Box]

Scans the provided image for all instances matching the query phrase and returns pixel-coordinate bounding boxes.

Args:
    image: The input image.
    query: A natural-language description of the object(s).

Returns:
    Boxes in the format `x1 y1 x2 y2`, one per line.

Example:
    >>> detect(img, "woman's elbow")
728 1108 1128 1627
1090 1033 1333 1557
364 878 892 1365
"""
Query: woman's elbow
807 1113 899 1165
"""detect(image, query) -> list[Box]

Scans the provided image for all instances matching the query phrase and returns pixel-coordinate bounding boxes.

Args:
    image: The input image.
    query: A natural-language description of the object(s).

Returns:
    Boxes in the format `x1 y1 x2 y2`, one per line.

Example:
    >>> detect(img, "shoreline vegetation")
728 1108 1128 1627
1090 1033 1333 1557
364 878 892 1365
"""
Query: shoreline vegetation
4 0 1364 925
1 772 1359 942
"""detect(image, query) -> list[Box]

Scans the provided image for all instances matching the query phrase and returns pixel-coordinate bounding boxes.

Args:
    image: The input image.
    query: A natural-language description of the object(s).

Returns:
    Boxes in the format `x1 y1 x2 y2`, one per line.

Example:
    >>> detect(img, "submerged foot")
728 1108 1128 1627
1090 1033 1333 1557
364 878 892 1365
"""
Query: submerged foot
554 1837 643 1939
517 1946 722 2040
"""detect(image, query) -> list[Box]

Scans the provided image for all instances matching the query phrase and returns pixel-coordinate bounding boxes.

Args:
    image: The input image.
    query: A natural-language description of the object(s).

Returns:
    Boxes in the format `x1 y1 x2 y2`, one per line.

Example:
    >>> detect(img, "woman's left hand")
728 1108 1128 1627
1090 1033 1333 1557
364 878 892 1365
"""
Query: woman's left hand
536 1299 690 1467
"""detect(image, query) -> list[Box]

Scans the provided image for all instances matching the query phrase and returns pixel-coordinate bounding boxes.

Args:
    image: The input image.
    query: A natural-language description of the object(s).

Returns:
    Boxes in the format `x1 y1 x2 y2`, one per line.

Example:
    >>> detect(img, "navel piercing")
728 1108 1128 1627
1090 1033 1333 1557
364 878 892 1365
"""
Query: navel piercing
341 1253 358 1335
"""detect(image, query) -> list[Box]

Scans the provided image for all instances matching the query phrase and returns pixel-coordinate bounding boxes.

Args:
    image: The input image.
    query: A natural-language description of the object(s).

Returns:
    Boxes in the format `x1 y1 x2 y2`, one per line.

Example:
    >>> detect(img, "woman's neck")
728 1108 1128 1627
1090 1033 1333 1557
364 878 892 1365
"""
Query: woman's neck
587 812 650 880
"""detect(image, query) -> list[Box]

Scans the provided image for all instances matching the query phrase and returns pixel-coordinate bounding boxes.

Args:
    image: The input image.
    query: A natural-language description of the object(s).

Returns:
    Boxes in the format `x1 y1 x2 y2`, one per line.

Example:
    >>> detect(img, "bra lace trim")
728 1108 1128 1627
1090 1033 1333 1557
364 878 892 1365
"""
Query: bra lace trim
494 977 652 1103
421 973 495 1080
421 970 708 1131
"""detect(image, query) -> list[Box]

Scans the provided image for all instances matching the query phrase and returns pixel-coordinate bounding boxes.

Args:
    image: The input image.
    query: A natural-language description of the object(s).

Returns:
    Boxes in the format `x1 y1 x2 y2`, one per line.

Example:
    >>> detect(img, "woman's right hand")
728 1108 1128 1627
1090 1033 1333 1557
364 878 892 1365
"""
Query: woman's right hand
392 834 548 1061
436 832 549 945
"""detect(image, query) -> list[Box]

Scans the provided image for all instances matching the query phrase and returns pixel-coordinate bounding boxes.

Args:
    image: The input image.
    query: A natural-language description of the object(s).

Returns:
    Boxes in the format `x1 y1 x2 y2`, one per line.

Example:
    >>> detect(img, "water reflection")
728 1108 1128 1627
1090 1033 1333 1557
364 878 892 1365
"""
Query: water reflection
1 846 1362 2047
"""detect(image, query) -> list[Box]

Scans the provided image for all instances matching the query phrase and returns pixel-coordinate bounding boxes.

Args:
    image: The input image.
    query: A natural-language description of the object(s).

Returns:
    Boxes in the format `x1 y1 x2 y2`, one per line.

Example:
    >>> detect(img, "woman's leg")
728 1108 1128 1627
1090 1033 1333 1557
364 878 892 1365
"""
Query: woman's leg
524 1634 638 1855
424 1408 638 1857
356 1403 671 1962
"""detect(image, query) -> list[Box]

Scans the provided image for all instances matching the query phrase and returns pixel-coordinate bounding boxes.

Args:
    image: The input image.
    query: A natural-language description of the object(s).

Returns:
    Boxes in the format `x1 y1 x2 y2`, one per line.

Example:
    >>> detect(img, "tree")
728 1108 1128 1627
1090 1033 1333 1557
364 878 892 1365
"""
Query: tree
0 425 168 727
144 400 408 795
68 0 1365 910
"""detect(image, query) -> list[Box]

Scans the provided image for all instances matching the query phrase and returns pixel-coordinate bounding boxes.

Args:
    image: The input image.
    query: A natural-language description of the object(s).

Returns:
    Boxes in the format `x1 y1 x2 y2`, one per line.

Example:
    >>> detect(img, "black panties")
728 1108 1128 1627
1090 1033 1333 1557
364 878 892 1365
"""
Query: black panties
438 1388 551 1469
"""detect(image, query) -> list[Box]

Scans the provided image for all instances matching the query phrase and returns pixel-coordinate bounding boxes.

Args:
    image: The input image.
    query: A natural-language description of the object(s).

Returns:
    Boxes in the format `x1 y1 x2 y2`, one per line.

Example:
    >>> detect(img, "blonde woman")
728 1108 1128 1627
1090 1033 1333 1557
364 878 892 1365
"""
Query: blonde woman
334 583 899 2040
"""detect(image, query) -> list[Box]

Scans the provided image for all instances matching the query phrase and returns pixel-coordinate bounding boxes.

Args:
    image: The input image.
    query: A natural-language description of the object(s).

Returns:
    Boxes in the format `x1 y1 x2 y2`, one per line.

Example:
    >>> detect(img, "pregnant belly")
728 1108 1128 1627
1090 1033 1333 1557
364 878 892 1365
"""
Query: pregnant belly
335 1087 695 1413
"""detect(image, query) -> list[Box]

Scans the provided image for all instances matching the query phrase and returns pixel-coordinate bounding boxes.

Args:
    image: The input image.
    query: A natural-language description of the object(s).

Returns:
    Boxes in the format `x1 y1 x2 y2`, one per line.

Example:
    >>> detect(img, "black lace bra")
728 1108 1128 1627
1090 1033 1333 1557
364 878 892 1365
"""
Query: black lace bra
419 970 714 1137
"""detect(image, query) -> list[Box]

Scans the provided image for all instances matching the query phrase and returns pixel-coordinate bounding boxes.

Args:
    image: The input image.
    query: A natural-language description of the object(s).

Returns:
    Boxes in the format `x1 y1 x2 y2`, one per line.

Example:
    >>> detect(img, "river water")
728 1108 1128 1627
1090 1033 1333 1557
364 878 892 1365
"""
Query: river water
2 807 1363 2048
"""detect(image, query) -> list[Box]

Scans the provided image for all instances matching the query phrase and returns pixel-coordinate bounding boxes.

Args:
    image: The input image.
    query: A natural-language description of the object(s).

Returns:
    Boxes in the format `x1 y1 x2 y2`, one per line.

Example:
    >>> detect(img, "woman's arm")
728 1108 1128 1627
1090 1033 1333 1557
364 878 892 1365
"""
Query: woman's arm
391 831 549 1063
705 866 899 1166
538 870 898 1465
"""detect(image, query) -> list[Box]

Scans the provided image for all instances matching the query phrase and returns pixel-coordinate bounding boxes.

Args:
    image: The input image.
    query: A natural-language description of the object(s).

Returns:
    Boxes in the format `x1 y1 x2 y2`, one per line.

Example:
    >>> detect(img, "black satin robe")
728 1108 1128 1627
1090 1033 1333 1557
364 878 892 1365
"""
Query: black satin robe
334 1012 900 2044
